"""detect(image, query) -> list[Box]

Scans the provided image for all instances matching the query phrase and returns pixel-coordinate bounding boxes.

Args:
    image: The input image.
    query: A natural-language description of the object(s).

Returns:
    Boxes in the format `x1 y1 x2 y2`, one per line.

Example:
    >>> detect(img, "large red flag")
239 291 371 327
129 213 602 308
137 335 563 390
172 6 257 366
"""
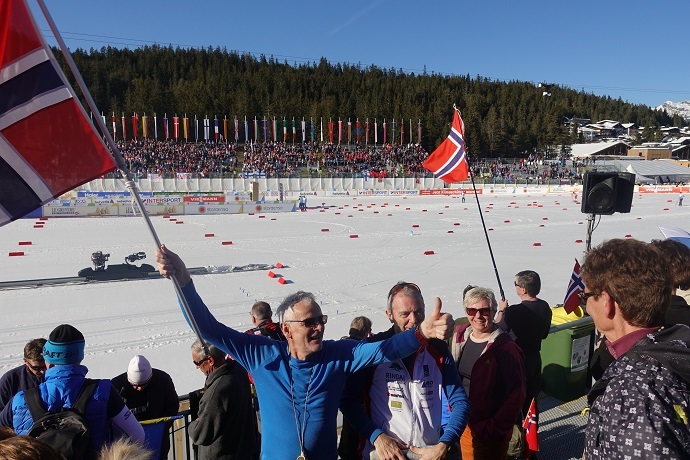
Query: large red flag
563 258 584 314
0 0 116 227
522 398 539 459
422 110 469 183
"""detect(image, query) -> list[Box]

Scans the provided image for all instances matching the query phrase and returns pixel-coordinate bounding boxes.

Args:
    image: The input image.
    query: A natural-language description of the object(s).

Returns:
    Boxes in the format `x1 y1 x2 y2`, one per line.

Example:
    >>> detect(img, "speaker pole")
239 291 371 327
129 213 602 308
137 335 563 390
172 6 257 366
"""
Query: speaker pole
585 213 595 253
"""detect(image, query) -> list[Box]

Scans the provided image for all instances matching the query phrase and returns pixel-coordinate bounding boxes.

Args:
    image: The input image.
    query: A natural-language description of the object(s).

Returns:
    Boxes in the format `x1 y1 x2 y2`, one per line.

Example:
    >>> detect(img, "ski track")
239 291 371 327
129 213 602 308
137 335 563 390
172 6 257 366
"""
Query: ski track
1 192 688 392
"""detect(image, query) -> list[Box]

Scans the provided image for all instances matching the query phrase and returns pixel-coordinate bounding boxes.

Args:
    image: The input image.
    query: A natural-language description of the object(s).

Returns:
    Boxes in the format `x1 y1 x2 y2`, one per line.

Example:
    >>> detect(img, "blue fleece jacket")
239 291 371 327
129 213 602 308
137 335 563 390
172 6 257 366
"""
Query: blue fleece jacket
179 281 424 460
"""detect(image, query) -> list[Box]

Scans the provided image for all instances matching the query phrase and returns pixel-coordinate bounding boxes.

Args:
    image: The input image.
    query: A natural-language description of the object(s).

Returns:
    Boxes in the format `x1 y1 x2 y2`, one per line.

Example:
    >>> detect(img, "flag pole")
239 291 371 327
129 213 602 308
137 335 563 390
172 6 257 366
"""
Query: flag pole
35 0 209 353
453 104 506 303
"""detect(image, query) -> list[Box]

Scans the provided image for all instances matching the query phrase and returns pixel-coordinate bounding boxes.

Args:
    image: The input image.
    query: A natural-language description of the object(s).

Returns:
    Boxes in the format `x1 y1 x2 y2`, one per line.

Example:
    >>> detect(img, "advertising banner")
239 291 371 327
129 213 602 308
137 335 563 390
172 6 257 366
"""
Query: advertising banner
184 204 243 215
245 202 296 213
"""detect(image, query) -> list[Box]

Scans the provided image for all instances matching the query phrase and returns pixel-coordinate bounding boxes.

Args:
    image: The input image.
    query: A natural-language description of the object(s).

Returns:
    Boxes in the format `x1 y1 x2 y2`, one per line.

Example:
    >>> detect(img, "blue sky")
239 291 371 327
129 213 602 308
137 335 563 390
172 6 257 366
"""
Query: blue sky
32 0 690 109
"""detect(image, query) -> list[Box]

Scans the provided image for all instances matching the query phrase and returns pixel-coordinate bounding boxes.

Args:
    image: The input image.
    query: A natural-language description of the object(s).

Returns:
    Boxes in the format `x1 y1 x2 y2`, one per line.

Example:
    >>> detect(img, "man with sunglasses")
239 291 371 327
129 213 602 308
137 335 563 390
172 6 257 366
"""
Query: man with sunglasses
0 339 47 413
156 246 454 460
189 339 259 460
339 282 469 460
581 238 690 459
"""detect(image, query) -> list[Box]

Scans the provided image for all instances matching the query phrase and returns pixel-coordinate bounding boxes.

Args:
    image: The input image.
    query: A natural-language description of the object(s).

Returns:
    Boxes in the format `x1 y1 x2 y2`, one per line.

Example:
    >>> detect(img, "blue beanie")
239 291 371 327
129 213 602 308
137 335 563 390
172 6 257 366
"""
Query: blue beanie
43 324 85 365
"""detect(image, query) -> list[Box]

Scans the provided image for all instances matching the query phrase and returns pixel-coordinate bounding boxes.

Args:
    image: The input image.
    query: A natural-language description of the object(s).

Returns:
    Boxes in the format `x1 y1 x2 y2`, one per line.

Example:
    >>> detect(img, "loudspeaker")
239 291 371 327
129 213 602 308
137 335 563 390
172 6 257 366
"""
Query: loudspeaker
581 172 635 215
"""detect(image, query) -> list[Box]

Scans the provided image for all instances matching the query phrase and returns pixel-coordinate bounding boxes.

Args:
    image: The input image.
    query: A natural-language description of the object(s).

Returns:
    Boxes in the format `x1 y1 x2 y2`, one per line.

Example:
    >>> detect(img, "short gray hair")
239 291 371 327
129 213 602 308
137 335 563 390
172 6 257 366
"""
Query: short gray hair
276 291 317 321
191 339 226 361
463 287 498 311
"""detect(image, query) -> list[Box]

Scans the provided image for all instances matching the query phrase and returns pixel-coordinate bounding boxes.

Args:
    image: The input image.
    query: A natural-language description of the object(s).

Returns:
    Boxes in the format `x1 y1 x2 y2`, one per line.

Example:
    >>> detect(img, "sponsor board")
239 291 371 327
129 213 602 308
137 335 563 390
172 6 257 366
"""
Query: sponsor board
142 196 184 205
419 189 482 196
639 185 683 194
246 203 296 213
121 204 182 216
42 206 82 216
183 195 226 203
487 188 517 195
227 193 252 202
330 190 352 196
389 190 420 196
92 198 115 206
184 204 243 215
358 189 390 196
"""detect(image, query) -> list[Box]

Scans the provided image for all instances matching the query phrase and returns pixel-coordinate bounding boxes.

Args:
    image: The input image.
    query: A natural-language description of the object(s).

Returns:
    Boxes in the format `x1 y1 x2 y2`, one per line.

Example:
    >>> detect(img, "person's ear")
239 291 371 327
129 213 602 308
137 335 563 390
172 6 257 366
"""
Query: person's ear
600 291 616 319
385 309 394 323
281 322 292 339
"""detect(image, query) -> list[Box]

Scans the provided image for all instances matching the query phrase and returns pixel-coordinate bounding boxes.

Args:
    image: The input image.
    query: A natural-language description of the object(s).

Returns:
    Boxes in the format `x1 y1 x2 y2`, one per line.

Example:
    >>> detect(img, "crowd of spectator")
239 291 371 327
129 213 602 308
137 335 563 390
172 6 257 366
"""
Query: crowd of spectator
112 139 590 182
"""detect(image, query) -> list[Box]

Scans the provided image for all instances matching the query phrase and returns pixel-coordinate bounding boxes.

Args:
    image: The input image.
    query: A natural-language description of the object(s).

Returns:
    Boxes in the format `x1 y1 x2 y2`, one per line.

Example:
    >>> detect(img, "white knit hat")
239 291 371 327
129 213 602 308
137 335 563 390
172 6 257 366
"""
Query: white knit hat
127 355 153 385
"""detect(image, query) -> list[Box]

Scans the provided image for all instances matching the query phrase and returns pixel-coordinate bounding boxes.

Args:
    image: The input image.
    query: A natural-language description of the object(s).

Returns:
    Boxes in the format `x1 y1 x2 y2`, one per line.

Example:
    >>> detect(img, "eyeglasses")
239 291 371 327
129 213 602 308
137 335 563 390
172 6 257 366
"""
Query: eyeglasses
466 307 492 317
387 282 421 303
514 281 521 287
284 315 328 328
578 291 597 307
193 356 210 367
25 361 46 372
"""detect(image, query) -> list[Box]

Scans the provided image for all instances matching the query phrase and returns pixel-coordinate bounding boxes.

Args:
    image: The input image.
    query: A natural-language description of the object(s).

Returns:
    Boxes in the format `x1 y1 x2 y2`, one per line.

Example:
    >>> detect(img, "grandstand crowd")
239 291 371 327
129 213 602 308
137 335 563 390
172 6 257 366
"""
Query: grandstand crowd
115 139 587 182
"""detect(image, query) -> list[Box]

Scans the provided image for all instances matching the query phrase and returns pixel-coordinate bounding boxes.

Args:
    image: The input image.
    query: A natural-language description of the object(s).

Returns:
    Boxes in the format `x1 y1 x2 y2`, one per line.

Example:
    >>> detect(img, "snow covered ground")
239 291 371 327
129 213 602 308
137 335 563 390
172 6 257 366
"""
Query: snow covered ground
1 191 687 394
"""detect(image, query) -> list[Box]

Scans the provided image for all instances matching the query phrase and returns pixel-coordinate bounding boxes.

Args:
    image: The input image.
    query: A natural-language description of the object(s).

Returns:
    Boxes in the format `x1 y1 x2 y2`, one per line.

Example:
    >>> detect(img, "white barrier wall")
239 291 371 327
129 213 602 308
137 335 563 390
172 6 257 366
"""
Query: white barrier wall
80 177 575 194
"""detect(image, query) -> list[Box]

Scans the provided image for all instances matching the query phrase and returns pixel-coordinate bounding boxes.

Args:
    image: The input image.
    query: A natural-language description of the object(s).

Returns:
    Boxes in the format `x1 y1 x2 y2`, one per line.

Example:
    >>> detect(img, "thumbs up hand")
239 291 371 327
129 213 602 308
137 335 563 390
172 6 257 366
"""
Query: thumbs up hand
419 297 454 340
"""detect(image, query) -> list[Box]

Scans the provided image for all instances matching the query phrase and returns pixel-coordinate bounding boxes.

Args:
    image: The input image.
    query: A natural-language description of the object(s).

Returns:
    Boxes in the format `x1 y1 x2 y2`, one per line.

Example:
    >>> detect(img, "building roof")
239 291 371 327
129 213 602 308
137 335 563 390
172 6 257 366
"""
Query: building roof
617 159 690 180
571 141 629 157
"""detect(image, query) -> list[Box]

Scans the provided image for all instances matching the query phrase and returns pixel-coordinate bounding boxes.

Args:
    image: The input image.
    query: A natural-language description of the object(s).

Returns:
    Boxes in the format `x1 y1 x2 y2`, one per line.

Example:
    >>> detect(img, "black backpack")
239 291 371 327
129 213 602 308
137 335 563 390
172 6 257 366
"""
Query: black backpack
25 379 99 460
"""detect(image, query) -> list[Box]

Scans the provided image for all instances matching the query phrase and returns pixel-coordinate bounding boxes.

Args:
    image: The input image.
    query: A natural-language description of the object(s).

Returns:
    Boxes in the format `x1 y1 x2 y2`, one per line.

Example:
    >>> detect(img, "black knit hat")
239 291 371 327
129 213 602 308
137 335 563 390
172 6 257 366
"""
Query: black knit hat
43 324 85 365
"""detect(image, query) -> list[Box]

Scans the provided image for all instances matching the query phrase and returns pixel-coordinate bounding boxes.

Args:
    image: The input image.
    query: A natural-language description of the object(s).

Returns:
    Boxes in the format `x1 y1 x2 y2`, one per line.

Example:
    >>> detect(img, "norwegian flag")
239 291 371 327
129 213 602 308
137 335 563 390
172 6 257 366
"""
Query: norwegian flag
422 109 469 183
563 258 584 314
522 398 539 458
0 0 116 227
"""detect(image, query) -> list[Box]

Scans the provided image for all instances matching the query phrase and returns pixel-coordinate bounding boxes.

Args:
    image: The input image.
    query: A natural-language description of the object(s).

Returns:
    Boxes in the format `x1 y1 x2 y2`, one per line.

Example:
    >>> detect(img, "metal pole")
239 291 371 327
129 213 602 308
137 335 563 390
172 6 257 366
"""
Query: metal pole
36 0 209 354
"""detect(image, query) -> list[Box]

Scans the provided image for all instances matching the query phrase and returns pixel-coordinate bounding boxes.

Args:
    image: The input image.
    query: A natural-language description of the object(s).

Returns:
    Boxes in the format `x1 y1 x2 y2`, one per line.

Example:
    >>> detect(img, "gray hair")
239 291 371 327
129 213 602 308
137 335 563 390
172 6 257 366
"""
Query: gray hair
515 270 541 296
463 287 498 311
276 291 317 321
99 439 153 460
191 339 226 361
386 282 424 312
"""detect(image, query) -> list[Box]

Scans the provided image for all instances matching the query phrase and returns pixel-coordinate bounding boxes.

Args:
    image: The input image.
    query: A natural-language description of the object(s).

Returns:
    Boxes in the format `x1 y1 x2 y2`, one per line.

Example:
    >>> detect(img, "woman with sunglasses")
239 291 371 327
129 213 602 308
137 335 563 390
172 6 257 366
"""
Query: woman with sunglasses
450 287 526 460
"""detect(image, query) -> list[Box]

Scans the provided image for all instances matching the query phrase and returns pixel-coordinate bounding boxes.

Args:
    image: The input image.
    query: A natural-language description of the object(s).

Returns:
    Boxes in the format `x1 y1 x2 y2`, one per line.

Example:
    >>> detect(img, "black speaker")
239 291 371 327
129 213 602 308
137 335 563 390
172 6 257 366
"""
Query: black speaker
581 172 635 215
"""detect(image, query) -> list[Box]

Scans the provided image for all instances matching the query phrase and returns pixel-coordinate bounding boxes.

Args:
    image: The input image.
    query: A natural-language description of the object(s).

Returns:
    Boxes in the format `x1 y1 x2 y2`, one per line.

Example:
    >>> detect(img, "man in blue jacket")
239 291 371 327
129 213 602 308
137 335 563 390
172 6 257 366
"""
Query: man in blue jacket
0 324 144 455
156 245 454 460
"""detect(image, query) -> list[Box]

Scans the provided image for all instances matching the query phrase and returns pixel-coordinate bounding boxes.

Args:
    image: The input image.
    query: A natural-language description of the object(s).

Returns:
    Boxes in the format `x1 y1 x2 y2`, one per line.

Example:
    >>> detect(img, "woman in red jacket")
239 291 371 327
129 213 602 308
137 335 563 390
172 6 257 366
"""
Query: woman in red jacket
450 287 526 460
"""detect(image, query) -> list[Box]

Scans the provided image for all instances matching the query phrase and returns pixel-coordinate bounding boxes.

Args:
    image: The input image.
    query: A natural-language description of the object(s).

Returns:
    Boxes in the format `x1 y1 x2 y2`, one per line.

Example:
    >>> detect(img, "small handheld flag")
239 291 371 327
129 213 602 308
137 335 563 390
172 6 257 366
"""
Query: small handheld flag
522 398 539 459
563 259 584 314
422 109 469 183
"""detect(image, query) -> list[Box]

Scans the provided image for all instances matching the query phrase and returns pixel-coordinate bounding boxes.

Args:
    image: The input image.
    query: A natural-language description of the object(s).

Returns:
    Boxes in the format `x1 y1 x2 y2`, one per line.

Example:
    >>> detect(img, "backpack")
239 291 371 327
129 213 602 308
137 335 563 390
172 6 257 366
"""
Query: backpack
25 379 99 460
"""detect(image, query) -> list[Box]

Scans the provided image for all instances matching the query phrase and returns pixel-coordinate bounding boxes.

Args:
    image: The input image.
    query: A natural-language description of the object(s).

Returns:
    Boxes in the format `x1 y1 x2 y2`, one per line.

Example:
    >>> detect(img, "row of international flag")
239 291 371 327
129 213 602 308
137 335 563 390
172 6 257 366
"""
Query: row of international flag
104 113 425 145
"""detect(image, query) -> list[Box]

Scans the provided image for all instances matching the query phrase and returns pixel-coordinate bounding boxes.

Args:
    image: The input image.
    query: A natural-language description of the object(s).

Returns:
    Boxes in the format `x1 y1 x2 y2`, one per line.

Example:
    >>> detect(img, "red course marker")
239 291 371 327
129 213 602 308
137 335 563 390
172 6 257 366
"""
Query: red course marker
18 241 32 246
9 251 24 256
423 250 435 255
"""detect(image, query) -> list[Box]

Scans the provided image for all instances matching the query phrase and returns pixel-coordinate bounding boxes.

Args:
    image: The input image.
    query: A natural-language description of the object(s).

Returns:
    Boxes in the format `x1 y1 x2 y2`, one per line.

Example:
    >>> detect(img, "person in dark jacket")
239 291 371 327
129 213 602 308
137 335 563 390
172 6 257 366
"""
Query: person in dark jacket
189 339 258 460
245 301 285 341
497 270 552 416
111 355 179 459
651 238 690 327
0 338 46 412
582 238 690 458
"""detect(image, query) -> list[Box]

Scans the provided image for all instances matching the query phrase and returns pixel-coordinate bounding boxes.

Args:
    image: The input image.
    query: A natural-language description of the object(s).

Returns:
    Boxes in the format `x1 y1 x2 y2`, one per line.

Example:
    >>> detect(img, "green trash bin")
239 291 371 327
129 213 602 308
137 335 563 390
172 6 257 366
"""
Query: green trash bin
540 309 594 401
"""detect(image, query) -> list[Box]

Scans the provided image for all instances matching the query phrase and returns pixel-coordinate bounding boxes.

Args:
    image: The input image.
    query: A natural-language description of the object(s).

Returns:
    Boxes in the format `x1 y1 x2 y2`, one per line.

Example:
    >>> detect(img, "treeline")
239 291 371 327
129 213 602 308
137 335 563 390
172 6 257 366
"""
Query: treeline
57 45 683 157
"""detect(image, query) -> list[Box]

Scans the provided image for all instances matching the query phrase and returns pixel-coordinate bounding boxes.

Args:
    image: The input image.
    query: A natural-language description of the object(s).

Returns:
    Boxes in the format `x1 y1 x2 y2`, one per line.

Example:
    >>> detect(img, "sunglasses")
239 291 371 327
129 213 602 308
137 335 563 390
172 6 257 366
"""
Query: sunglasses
193 356 210 367
578 291 597 307
25 361 46 372
284 315 328 328
387 282 421 303
466 307 492 317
